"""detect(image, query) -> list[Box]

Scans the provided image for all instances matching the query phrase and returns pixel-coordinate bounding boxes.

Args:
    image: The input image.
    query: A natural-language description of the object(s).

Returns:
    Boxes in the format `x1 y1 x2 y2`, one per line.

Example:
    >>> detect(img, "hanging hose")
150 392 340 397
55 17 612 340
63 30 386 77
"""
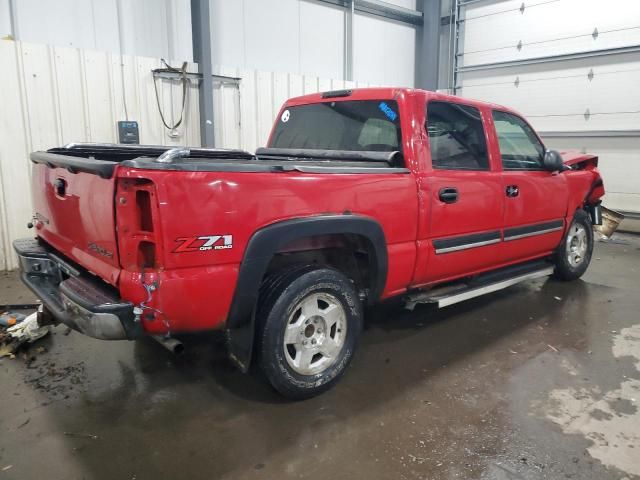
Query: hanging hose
153 59 189 131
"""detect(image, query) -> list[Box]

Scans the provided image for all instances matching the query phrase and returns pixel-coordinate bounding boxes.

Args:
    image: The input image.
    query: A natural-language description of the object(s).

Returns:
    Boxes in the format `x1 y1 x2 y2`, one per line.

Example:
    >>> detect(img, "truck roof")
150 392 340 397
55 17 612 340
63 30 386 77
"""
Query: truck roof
284 87 514 115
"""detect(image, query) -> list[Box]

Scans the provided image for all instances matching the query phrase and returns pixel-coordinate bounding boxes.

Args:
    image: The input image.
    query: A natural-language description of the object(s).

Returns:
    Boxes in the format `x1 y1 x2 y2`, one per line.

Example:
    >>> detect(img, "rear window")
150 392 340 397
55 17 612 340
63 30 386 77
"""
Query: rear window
270 100 402 152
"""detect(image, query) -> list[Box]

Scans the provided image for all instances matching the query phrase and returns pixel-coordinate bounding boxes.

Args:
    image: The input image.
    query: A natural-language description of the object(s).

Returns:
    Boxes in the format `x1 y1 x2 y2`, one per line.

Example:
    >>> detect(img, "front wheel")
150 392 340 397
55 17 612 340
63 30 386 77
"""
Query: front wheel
553 210 594 281
257 266 362 399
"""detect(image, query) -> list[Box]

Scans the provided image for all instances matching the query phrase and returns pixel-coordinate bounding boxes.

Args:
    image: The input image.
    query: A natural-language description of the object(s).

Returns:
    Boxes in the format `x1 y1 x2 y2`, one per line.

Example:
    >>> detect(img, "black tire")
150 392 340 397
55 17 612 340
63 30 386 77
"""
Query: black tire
553 209 594 281
257 266 362 399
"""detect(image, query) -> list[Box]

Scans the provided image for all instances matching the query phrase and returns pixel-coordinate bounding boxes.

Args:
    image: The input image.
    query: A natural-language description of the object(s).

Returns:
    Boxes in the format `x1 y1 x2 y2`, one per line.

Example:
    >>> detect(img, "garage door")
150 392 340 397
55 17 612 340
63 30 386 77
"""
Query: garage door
453 0 640 216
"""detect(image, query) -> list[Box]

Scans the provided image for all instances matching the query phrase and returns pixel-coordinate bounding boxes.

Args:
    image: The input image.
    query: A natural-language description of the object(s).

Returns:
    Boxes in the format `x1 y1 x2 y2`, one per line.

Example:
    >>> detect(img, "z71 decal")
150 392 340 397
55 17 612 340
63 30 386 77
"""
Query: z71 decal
173 235 233 253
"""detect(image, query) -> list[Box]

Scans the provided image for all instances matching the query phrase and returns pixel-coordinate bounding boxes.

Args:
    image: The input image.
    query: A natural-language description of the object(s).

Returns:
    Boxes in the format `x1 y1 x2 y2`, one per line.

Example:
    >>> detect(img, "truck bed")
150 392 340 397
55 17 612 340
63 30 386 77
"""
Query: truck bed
33 144 409 177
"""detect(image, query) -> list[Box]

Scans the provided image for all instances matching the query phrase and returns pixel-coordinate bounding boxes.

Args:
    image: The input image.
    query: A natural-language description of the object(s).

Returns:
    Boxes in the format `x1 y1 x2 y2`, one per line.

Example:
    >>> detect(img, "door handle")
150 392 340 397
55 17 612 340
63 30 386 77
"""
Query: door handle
439 187 459 204
506 185 519 198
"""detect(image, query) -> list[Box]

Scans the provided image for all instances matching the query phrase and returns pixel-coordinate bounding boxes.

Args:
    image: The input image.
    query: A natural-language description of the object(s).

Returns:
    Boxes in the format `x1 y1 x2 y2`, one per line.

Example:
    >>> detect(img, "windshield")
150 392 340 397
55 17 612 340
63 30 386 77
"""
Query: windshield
270 100 402 152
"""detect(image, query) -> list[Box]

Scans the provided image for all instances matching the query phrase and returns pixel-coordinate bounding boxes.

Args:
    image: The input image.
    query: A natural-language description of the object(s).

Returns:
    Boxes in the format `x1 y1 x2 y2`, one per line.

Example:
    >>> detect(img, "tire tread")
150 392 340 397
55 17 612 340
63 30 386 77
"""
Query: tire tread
553 209 593 281
256 265 361 399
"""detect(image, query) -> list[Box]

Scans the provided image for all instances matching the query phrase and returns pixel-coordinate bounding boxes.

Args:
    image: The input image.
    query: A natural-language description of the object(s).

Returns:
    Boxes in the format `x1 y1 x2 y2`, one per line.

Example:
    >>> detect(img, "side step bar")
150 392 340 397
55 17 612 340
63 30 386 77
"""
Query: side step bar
405 263 555 310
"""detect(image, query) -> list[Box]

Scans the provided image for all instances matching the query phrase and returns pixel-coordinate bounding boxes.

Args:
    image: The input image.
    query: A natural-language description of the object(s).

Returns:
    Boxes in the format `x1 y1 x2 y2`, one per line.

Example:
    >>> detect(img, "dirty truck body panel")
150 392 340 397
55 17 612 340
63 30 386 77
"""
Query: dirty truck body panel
16 87 604 375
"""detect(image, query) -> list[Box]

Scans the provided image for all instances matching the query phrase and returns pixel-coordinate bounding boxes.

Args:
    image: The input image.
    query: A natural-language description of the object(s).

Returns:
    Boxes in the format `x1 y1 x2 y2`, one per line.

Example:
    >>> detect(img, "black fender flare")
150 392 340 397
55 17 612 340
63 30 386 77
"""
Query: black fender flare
226 214 388 372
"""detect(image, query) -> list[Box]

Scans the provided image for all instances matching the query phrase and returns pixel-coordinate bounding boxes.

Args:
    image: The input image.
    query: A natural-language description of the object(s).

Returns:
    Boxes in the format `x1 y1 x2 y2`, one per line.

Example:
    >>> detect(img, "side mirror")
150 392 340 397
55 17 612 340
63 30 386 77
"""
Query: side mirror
543 149 565 172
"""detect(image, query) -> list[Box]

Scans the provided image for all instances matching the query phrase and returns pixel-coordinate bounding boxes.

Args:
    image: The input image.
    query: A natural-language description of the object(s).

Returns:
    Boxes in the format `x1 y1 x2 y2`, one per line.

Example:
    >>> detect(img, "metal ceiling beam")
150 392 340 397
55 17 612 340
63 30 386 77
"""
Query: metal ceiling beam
315 0 423 26
8 0 19 39
357 0 423 25
457 44 640 73
450 0 461 93
416 0 442 90
459 0 489 6
191 0 215 147
344 0 355 80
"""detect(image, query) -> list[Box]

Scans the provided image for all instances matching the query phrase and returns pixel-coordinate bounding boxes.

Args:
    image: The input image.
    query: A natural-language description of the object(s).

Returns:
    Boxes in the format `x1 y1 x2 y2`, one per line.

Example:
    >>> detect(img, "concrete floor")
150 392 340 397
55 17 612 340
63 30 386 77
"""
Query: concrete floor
1 235 639 480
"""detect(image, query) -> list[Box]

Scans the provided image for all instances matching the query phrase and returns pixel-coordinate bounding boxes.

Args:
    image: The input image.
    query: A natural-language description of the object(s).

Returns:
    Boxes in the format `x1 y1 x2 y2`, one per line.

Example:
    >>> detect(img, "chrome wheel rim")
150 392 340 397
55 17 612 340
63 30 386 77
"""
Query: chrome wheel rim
566 223 588 268
283 292 347 376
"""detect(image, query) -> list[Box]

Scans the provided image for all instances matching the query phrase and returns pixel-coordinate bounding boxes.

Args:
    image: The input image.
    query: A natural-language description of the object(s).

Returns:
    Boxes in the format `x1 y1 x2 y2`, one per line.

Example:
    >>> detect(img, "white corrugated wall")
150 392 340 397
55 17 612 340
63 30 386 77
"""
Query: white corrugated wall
0 39 372 271
456 0 640 215
1 0 194 60
2 0 417 87
210 0 416 87
0 40 201 271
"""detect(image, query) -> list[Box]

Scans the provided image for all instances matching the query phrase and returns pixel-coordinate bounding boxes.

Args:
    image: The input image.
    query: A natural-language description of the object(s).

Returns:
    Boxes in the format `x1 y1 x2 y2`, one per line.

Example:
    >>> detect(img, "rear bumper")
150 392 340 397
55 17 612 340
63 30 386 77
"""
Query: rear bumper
13 238 141 340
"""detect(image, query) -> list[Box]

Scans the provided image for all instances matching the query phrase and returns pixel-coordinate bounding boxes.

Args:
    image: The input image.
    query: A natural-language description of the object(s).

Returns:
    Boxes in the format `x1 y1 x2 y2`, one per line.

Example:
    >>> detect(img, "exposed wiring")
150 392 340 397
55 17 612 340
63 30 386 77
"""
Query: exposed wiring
138 275 172 336
153 59 189 132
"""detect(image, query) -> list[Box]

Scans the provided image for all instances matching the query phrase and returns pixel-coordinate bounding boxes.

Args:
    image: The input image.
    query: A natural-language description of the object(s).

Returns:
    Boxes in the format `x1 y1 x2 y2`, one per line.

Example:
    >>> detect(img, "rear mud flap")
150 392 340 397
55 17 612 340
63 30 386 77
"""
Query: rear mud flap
226 320 254 373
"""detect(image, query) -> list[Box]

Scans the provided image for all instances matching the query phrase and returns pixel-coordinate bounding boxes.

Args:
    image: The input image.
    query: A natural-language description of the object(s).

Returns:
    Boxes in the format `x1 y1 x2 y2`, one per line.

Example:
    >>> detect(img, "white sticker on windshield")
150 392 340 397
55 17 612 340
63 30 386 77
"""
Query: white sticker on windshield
281 109 290 123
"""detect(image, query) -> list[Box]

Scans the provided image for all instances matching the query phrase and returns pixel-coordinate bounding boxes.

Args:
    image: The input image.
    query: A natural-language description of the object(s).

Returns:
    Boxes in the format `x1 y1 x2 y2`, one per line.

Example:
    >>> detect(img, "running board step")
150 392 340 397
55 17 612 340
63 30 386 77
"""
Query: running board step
405 264 555 310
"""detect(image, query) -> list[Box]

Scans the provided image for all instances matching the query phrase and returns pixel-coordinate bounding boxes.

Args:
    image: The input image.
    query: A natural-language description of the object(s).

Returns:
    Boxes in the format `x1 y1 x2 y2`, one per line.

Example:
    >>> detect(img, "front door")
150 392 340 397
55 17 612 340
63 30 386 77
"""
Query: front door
490 110 567 263
415 100 504 285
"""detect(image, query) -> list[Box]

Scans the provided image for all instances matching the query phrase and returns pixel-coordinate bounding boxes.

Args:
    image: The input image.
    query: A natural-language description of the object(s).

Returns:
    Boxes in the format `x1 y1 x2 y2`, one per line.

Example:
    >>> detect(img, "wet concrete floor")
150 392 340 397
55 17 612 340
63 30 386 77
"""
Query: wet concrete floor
1 234 639 480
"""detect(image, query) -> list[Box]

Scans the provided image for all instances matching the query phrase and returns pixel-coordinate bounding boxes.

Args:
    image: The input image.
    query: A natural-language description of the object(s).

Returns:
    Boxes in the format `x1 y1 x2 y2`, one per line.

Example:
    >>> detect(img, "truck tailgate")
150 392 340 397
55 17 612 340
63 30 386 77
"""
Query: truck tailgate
31 163 121 285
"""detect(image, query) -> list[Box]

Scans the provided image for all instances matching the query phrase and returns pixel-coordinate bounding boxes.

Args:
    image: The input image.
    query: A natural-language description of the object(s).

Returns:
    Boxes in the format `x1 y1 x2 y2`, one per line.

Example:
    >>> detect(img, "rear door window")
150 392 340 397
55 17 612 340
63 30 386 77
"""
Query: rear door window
270 100 401 152
426 101 489 171
492 110 545 170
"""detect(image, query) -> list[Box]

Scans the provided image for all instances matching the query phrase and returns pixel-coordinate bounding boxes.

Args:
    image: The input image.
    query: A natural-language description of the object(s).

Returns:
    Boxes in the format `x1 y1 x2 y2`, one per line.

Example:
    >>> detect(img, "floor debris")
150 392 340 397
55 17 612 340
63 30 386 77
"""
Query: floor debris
7 312 49 343
0 312 26 327
0 343 18 358
0 312 49 358
64 432 99 440
17 418 30 429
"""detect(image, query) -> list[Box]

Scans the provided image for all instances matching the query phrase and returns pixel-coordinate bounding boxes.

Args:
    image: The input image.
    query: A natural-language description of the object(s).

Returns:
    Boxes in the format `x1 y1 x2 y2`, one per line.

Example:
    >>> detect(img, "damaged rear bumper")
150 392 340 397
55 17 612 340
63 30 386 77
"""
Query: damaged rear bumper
13 238 141 340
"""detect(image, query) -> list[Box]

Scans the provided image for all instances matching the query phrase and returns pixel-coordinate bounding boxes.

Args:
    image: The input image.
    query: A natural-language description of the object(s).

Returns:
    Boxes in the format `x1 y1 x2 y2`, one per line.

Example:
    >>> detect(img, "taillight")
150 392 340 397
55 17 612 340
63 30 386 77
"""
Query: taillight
136 190 154 232
116 178 160 270
137 241 156 268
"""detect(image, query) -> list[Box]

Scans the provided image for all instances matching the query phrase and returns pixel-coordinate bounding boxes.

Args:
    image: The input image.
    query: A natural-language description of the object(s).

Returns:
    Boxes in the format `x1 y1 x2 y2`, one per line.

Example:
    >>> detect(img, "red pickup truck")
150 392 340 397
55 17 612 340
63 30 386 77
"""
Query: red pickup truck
15 88 605 398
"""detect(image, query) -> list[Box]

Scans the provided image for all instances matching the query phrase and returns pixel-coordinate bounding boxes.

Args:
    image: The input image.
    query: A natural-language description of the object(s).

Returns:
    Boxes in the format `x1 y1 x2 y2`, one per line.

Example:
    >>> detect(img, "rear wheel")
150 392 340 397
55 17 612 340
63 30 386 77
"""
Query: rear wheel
553 210 594 281
257 266 362 399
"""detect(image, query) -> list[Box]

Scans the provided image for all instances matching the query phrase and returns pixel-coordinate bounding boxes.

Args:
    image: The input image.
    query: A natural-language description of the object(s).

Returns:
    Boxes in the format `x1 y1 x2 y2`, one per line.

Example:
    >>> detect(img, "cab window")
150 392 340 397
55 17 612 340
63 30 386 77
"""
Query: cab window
492 110 545 170
270 100 401 152
426 101 489 171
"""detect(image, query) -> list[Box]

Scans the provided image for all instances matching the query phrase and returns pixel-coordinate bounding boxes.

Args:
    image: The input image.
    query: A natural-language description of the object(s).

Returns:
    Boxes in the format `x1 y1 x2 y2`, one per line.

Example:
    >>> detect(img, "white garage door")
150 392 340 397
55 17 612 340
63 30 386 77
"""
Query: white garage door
454 0 640 215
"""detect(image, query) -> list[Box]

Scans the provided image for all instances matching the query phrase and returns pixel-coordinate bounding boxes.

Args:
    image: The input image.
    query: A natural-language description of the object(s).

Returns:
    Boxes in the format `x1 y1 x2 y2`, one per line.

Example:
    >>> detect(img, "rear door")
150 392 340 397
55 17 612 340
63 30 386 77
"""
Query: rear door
415 100 504 284
490 110 567 263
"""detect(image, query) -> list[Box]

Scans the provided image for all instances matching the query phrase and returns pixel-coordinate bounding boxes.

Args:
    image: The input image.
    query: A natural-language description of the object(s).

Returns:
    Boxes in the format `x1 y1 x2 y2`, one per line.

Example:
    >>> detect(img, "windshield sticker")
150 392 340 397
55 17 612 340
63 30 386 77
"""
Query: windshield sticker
378 102 398 122
281 109 290 123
